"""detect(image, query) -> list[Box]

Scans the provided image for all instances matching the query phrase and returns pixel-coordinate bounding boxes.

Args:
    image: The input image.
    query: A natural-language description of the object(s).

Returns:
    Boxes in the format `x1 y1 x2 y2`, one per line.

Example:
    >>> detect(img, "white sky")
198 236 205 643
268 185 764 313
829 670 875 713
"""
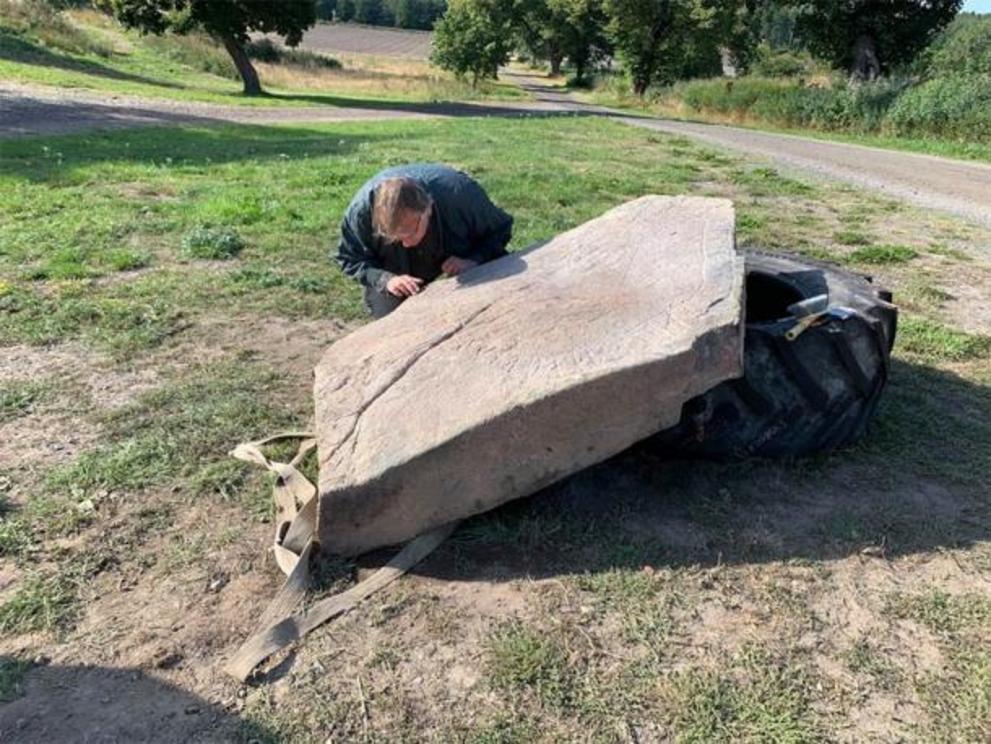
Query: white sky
963 0 990 13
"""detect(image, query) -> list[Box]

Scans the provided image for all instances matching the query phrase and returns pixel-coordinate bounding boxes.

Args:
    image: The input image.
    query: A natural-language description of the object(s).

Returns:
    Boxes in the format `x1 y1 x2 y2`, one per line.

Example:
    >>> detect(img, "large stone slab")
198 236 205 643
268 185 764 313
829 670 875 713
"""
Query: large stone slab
314 196 744 555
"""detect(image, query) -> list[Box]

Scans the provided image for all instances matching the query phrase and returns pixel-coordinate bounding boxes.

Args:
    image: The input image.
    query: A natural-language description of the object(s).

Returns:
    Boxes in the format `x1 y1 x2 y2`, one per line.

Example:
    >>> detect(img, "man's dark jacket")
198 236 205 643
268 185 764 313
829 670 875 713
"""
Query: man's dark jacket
336 163 513 293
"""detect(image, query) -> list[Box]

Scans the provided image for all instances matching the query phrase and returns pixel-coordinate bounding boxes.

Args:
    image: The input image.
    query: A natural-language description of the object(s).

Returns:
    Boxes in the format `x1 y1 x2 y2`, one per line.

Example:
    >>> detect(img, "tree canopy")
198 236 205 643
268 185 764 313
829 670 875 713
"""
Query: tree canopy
792 0 963 81
431 0 514 86
101 0 316 95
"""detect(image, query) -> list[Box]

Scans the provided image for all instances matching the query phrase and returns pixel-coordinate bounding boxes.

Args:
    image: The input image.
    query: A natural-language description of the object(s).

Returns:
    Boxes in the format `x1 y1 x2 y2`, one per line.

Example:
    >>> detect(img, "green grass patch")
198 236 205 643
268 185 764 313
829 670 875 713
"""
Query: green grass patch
0 656 33 703
0 380 47 423
47 361 299 496
848 244 918 264
106 248 151 272
859 360 991 493
917 650 991 743
0 487 95 560
658 647 822 742
731 166 813 196
0 570 80 634
181 225 245 260
887 589 991 635
897 317 991 363
487 621 572 708
834 230 872 246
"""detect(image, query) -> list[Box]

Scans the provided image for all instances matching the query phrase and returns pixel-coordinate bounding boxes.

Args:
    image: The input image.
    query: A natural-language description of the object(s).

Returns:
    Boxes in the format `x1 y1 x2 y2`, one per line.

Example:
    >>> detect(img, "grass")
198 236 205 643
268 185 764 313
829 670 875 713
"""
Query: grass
897 317 991 363
0 570 80 634
47 361 300 495
848 244 918 264
1 113 990 741
0 7 525 107
887 589 991 636
487 622 572 708
0 656 32 702
658 648 821 742
0 379 47 423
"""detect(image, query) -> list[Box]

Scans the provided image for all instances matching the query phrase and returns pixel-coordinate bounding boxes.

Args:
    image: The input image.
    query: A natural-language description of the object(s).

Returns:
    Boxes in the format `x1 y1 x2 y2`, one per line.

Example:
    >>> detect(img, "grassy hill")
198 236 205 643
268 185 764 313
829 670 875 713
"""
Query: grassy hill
0 2 525 106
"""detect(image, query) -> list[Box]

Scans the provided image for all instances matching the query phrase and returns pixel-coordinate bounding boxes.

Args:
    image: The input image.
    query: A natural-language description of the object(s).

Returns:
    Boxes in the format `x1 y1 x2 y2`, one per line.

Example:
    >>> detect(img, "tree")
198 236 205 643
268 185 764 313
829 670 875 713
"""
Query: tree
606 0 720 95
338 0 357 21
547 0 611 82
355 0 393 25
431 0 514 86
792 0 962 81
100 0 315 95
316 0 338 21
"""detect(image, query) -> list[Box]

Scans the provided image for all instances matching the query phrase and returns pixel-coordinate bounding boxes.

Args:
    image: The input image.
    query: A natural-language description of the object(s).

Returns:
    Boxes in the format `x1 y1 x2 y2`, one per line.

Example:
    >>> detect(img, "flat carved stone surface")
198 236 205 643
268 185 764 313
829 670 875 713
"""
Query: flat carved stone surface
314 195 744 555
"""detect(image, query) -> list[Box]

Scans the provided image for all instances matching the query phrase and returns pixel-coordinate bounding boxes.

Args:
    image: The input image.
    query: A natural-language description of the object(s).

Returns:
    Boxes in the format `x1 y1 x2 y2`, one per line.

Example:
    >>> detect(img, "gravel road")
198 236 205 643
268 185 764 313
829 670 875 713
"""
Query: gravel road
0 82 568 137
504 71 991 229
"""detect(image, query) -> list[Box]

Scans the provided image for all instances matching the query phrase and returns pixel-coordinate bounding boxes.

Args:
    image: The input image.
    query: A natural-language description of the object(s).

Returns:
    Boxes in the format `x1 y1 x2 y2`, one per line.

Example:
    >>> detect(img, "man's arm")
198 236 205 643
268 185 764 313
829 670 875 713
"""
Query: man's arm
459 179 514 264
336 203 394 293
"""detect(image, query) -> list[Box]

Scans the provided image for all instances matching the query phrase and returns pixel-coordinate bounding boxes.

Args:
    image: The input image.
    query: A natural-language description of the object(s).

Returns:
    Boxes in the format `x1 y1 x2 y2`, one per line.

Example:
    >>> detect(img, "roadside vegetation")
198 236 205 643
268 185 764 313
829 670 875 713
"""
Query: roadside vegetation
2 113 990 739
0 2 523 104
588 13 991 160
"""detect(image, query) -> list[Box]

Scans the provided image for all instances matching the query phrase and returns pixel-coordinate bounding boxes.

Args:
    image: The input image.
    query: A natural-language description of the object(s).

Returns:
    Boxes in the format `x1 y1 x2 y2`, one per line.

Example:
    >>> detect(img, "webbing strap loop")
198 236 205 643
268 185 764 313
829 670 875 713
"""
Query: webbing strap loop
223 432 453 682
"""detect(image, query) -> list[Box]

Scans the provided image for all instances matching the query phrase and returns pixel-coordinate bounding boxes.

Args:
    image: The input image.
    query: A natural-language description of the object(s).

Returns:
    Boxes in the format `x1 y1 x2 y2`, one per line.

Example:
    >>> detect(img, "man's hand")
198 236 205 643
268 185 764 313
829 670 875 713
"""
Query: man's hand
386 274 424 297
441 257 478 277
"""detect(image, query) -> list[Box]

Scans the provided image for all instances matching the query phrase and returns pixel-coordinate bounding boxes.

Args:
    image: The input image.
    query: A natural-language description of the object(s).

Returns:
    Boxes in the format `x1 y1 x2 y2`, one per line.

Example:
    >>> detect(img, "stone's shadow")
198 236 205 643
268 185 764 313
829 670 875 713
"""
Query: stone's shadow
368 357 991 582
0 658 273 743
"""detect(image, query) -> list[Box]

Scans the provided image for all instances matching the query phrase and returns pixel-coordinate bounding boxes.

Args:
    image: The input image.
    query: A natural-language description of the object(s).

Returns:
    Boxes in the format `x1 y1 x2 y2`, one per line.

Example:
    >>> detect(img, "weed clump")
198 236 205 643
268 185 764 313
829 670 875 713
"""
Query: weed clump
848 244 918 264
181 225 244 260
487 622 572 707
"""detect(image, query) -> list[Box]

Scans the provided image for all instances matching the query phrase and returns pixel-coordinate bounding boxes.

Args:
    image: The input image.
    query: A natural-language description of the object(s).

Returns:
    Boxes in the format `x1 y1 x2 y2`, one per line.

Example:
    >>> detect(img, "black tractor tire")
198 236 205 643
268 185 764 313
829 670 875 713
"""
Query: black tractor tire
649 251 898 459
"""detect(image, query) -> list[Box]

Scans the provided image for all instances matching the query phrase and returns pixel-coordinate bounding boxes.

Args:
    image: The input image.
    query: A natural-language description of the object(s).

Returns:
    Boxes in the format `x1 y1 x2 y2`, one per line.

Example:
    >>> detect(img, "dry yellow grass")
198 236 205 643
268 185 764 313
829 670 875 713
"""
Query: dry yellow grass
256 53 526 102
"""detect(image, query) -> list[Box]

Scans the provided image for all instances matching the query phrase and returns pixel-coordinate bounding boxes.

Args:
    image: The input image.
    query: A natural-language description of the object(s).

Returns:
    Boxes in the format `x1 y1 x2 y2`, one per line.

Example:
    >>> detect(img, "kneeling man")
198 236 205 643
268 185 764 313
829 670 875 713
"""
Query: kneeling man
336 163 514 318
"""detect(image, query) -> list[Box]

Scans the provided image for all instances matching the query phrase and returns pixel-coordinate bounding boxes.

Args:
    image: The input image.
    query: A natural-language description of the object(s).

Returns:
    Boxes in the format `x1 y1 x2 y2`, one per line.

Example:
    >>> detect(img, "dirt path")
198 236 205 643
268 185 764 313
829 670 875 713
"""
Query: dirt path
0 81 562 138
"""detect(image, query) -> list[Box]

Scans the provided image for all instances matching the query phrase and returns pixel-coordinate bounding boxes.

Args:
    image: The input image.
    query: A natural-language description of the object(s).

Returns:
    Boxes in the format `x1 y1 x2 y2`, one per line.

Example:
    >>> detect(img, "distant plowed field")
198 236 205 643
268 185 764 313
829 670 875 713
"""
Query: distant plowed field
300 22 433 58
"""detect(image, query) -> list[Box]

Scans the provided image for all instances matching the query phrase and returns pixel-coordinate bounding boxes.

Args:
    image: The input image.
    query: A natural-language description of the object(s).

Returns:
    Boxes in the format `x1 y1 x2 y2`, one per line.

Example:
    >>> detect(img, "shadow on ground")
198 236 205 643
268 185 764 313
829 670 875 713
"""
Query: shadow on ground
0 123 399 182
335 358 991 583
0 657 272 743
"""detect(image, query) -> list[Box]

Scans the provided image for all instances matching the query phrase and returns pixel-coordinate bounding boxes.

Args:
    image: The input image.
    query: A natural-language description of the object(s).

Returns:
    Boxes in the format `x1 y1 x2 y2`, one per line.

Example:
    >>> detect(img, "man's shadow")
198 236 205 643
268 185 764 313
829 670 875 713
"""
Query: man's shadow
0 658 273 743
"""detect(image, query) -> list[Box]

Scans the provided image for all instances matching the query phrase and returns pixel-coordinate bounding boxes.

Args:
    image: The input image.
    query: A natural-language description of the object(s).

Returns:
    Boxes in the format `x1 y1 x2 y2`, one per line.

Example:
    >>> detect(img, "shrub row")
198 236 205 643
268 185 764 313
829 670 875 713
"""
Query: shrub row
660 74 991 143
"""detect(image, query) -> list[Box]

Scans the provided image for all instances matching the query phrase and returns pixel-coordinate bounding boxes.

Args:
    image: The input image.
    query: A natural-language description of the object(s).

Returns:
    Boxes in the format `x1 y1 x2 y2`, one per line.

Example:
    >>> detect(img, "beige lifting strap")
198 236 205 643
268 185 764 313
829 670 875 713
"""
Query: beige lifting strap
223 432 455 682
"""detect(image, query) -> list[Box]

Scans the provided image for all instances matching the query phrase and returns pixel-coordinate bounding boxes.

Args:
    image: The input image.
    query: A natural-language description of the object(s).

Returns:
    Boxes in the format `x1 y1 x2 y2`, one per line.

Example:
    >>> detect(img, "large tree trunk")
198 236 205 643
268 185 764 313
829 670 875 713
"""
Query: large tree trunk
850 33 881 83
548 45 563 76
220 34 262 96
633 19 669 97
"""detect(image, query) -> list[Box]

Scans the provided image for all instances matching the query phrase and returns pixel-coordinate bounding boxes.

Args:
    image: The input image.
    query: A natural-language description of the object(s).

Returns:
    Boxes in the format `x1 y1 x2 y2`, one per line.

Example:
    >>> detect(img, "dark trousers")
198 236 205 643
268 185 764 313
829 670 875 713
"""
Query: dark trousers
363 287 405 319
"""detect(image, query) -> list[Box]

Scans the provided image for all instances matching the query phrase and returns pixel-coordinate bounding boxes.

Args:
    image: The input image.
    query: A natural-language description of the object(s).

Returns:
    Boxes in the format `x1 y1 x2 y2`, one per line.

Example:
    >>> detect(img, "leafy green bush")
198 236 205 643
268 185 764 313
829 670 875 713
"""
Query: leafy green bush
922 13 991 78
245 38 341 70
181 226 244 260
671 77 909 134
750 44 814 78
884 75 991 142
